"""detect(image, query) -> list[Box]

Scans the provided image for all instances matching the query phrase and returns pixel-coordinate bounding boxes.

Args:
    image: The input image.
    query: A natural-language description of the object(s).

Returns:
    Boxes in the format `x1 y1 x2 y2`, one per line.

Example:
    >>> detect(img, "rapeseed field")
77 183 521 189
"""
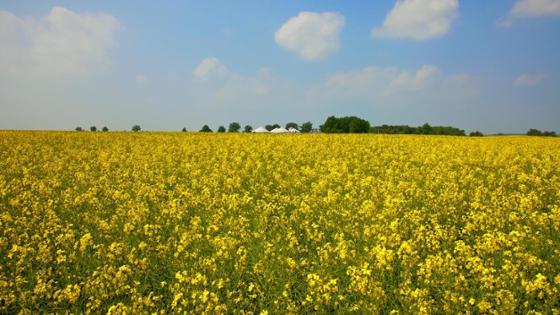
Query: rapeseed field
1 131 559 314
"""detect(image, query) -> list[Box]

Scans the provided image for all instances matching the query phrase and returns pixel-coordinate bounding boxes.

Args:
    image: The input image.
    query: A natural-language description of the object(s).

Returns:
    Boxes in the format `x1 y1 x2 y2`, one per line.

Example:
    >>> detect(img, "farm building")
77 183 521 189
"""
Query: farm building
253 127 269 133
270 127 289 133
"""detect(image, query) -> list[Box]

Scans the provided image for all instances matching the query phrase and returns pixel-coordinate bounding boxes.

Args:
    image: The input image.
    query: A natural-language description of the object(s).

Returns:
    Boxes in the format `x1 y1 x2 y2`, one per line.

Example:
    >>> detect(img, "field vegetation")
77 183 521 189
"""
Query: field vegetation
1 131 559 314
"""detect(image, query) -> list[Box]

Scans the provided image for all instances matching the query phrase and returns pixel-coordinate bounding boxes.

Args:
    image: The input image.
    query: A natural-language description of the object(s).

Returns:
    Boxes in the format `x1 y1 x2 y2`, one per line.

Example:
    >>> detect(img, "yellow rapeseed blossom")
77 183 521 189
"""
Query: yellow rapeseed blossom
0 131 559 313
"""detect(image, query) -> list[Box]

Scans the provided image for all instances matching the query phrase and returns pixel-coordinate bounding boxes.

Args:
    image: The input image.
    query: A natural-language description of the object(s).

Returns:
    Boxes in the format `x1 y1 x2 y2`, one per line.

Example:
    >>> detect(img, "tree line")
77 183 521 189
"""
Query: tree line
320 116 469 136
369 123 466 136
74 123 314 133
74 118 556 137
198 121 314 133
526 129 556 137
320 116 557 137
75 126 110 132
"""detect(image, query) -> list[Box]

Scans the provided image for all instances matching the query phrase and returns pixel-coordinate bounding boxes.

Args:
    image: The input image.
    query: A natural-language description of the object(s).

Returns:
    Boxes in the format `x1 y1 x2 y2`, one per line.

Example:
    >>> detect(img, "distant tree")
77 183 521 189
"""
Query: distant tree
320 116 340 133
469 131 483 137
529 129 557 137
265 124 280 131
90 126 97 132
285 122 299 130
349 118 370 133
102 126 109 132
200 125 212 132
416 123 433 135
244 125 253 133
228 122 241 132
217 126 226 132
370 125 414 134
132 125 141 132
370 124 464 136
182 127 187 132
320 116 370 133
432 126 465 136
300 121 313 133
75 126 83 131
527 129 542 136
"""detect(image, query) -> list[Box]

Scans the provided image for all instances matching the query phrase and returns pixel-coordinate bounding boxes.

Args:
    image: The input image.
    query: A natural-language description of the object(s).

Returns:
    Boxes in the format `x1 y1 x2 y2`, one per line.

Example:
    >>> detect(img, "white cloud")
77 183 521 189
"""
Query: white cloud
513 74 545 86
186 58 304 125
372 0 459 40
192 57 293 102
307 64 478 105
325 65 440 93
390 65 440 89
511 0 560 17
275 11 345 61
0 6 119 79
499 0 560 26
193 57 230 81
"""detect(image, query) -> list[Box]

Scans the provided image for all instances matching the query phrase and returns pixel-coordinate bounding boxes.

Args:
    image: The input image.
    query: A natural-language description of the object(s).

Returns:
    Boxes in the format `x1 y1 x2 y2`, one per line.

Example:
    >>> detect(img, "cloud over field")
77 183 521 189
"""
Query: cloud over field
193 57 230 81
499 0 560 26
320 64 469 95
372 0 459 40
510 0 560 17
192 57 295 105
513 74 546 86
305 64 479 110
275 11 345 61
0 7 119 79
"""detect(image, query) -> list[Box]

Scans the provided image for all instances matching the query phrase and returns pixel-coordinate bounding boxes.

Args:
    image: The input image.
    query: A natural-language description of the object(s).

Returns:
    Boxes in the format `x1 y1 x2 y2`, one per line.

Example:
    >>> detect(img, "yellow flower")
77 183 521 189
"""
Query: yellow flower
2 132 559 314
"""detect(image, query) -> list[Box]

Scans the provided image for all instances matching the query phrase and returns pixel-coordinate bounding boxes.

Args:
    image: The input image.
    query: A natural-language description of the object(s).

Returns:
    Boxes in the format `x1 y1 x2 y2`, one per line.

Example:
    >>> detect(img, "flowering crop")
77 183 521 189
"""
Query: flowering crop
1 131 559 314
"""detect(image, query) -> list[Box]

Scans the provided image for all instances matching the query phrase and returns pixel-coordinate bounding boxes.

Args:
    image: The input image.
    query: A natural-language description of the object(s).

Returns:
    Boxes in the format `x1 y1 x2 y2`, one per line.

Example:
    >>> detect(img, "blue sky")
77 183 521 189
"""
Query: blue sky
1 0 559 133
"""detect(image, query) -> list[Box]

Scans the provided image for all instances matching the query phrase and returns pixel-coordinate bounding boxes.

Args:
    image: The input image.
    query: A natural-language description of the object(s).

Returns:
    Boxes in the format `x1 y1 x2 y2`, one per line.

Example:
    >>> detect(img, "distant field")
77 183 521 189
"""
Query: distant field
1 132 559 313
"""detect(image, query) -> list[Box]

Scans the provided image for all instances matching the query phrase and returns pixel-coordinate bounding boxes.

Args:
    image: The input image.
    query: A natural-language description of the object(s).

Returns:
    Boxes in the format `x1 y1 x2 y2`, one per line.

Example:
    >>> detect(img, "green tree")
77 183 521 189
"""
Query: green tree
200 125 212 132
321 116 342 133
370 125 415 134
75 126 83 131
217 126 226 132
527 129 556 137
265 125 274 131
430 126 465 136
228 122 241 132
90 126 97 132
244 125 253 133
320 116 370 133
349 118 370 133
370 124 464 136
182 127 187 132
416 123 432 135
469 131 483 137
285 122 299 130
300 121 313 133
527 128 542 136
102 126 109 132
132 125 141 132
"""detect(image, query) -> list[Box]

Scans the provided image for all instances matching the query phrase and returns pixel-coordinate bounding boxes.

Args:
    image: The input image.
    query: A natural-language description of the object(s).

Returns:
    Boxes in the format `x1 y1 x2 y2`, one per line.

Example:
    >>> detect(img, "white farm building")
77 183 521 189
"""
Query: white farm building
253 127 269 133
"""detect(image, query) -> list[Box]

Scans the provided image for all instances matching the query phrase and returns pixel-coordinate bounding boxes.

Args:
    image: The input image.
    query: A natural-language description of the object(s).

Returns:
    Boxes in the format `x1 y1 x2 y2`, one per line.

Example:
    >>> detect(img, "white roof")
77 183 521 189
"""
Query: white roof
270 127 289 133
288 128 300 133
253 126 269 133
